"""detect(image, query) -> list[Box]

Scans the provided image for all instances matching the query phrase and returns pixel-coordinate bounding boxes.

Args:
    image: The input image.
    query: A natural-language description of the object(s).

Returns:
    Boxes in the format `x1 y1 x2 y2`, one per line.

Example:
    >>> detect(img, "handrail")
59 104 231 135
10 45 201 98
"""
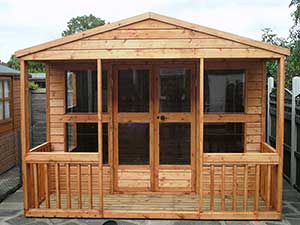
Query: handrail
261 142 277 153
204 152 279 165
30 142 50 152
25 152 99 163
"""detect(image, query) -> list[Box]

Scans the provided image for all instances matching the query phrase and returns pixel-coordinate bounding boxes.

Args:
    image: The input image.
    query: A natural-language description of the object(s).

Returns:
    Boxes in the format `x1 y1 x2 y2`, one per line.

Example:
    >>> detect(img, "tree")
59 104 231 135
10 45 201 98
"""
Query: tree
62 14 105 37
260 0 300 89
6 54 45 73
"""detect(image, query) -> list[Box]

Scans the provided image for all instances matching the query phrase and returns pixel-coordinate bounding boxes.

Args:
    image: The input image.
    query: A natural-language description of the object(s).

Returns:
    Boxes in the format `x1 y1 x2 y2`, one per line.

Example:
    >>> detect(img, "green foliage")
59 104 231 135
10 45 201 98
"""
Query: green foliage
290 0 300 25
29 81 39 90
62 14 105 37
6 55 45 73
261 0 300 89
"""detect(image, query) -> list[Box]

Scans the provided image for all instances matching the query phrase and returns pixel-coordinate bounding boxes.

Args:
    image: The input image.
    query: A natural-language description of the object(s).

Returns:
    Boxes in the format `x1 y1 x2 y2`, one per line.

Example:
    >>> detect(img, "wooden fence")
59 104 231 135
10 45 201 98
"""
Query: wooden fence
268 76 300 192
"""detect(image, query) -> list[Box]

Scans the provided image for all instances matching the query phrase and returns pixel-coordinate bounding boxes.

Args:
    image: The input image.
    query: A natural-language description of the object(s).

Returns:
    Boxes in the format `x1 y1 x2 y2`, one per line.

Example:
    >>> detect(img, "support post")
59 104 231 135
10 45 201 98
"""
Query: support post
20 60 30 211
45 64 50 142
267 77 274 143
198 58 204 214
97 59 103 216
276 57 285 214
291 77 300 186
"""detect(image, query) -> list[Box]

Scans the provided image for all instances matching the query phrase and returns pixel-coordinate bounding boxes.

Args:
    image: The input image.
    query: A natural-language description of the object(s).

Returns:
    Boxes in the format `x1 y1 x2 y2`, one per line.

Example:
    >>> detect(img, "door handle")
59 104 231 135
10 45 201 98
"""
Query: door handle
160 115 166 121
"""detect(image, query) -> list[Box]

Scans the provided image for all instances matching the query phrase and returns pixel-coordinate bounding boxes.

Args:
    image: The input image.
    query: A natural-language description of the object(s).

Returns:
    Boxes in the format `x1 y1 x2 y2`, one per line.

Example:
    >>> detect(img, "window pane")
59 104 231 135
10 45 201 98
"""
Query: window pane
159 68 191 112
66 70 98 113
0 102 3 120
66 123 108 164
118 69 149 112
4 101 10 119
4 80 10 98
66 123 98 152
205 70 245 113
118 123 149 165
67 123 76 151
102 70 108 112
204 123 244 153
0 81 3 98
159 123 190 165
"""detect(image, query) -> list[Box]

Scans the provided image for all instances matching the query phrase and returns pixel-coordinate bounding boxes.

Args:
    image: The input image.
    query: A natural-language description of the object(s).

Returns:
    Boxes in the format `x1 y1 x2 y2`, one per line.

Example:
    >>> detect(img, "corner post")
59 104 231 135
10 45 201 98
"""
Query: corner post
20 60 30 211
276 57 285 213
198 58 204 215
97 59 103 216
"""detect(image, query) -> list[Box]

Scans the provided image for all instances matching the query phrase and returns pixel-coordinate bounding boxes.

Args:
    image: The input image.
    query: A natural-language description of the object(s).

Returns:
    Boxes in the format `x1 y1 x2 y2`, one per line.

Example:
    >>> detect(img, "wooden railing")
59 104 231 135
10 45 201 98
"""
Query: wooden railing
23 142 281 219
24 151 100 217
202 150 280 217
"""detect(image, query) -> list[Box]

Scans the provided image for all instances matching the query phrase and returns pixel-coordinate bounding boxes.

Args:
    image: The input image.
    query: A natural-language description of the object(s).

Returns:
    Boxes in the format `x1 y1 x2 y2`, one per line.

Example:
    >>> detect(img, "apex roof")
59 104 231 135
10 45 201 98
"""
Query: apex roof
15 12 290 58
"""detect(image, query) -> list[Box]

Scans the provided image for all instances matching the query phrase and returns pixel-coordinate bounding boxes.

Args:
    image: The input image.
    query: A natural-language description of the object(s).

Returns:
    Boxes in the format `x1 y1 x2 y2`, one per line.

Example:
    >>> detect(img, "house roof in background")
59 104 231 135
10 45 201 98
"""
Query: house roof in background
0 64 19 76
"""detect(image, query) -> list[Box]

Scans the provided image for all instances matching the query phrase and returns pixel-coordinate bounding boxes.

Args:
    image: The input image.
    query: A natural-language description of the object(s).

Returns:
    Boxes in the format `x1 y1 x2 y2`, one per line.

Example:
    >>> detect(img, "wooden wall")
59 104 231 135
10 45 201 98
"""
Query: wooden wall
47 58 265 194
23 19 281 60
205 59 265 153
0 76 20 174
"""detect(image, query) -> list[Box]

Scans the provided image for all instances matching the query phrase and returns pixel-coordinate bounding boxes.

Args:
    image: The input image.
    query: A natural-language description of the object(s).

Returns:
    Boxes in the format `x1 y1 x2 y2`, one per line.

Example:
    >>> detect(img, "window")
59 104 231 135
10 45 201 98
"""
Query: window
65 70 108 113
66 123 108 164
0 78 11 121
205 70 245 113
204 123 244 153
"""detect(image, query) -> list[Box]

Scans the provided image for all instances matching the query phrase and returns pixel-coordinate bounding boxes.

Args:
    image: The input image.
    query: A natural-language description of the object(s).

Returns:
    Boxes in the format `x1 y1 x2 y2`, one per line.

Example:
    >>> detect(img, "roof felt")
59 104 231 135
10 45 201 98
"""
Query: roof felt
0 64 19 76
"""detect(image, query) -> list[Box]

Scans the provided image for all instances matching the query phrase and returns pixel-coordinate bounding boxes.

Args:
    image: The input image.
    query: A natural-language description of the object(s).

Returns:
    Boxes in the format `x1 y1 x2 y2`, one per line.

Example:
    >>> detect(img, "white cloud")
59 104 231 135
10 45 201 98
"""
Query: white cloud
0 0 293 62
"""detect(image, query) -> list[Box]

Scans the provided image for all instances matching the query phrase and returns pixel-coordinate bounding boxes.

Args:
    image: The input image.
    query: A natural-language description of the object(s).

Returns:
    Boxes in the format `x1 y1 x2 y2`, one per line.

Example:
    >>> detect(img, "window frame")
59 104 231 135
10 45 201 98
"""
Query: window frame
203 69 248 153
0 77 12 123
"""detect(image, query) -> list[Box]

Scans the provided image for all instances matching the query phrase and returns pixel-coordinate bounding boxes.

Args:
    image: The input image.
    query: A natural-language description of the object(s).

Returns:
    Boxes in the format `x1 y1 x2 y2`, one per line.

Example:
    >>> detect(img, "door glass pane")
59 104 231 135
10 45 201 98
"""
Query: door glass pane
119 123 149 165
4 80 10 98
118 69 149 112
159 123 190 165
4 101 10 119
159 68 191 112
205 70 245 113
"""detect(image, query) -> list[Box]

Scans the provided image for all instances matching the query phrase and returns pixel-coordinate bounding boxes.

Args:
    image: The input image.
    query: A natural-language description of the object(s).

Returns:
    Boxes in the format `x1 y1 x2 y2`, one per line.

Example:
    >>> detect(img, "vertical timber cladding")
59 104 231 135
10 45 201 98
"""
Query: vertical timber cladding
47 59 265 195
203 59 265 196
48 63 111 194
0 78 20 174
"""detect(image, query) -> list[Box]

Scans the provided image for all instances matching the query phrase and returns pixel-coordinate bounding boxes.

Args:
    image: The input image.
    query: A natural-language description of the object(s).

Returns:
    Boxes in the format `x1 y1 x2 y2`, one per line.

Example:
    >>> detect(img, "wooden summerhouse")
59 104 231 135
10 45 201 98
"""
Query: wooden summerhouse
15 12 290 220
0 64 20 175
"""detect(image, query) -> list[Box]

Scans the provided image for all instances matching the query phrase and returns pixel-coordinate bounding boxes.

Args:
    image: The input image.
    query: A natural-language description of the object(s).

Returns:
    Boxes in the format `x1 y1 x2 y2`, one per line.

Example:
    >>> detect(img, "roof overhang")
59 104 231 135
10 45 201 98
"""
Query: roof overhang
15 12 290 58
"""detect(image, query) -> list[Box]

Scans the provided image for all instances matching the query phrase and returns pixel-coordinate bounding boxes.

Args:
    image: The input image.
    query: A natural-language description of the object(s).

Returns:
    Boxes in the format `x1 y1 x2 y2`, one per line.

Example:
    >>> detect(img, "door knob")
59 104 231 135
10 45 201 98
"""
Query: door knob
160 115 166 121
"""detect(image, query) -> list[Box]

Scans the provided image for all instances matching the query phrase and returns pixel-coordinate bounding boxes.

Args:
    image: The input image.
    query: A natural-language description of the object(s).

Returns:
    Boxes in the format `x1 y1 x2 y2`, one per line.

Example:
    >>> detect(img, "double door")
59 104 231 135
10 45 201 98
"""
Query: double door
113 63 196 192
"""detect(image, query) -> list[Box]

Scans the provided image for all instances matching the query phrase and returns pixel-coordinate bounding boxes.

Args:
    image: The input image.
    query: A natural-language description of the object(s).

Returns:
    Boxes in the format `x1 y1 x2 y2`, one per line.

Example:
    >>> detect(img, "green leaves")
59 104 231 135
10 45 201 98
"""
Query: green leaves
6 55 45 73
61 14 105 37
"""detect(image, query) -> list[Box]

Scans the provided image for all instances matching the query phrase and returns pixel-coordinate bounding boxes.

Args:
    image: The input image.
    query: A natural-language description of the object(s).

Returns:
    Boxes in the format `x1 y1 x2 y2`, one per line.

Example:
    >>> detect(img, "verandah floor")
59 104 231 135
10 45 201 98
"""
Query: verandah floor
40 193 268 212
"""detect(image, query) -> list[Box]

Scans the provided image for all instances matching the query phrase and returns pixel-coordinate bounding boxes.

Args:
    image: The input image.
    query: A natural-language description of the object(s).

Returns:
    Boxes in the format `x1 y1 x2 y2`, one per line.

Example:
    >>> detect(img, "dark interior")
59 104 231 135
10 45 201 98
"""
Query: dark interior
204 123 244 153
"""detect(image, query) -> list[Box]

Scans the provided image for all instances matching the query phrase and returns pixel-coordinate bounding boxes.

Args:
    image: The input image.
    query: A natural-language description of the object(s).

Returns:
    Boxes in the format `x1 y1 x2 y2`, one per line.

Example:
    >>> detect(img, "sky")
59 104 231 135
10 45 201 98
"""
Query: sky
0 0 294 63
